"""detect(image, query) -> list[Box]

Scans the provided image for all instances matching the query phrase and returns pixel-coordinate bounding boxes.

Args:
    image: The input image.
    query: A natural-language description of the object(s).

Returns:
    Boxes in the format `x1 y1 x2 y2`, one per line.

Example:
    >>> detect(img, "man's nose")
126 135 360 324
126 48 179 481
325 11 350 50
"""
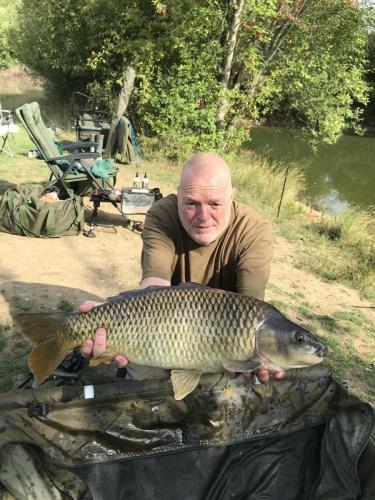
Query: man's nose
197 205 209 220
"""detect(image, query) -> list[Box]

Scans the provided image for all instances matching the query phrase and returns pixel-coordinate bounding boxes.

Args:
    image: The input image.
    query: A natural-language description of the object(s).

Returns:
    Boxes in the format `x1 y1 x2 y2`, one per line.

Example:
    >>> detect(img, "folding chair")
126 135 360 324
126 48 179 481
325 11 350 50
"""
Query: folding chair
71 92 143 164
15 102 118 198
0 107 19 158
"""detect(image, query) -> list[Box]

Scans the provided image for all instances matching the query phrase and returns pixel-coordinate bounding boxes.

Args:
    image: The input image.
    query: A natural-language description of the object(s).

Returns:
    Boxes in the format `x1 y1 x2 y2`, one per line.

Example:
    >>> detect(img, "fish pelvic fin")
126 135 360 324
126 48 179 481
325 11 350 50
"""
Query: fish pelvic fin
170 369 202 400
89 350 118 367
223 359 262 373
16 312 72 384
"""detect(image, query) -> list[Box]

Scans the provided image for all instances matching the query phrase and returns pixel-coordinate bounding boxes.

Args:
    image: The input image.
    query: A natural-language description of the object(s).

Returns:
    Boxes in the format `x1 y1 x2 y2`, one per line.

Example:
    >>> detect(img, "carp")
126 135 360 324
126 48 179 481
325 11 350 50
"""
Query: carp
16 283 326 400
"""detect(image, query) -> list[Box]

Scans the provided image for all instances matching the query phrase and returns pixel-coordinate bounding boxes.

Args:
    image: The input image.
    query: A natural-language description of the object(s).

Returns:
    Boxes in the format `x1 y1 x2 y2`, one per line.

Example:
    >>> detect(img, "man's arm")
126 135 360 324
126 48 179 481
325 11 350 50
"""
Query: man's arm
235 216 273 300
140 277 170 288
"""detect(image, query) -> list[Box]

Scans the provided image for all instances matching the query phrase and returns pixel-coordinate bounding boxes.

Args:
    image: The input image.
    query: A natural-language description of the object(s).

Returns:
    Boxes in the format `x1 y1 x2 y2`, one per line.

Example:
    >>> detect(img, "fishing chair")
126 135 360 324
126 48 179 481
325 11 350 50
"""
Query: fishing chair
72 92 143 164
15 102 118 198
0 106 19 158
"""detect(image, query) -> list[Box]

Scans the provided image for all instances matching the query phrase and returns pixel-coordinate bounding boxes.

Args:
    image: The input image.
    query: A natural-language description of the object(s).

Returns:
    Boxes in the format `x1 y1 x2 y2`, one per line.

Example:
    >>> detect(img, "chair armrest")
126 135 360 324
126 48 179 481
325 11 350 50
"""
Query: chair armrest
47 152 100 162
63 141 97 150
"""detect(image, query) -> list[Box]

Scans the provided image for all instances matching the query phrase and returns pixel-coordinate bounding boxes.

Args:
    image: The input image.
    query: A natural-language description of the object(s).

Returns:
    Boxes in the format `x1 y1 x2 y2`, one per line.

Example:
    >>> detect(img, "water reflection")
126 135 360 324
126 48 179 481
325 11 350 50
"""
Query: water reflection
248 127 375 215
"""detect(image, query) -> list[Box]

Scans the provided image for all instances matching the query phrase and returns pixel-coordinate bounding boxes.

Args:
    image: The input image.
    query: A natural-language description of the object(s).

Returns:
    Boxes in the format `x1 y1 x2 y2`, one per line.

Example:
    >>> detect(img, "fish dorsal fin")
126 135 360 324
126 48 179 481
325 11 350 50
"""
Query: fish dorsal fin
106 286 170 302
170 369 202 400
223 359 262 373
107 283 204 302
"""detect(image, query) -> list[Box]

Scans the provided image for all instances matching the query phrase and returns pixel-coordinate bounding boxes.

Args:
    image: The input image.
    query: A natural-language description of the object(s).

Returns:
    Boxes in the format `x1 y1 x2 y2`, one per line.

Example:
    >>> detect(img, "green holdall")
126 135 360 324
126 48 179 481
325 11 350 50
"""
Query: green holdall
0 184 84 237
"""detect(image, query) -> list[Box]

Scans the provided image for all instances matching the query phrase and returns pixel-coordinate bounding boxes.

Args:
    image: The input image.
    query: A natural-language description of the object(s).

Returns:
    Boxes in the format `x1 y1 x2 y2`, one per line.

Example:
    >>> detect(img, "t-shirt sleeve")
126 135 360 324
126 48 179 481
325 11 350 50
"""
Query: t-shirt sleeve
235 217 273 300
141 203 176 282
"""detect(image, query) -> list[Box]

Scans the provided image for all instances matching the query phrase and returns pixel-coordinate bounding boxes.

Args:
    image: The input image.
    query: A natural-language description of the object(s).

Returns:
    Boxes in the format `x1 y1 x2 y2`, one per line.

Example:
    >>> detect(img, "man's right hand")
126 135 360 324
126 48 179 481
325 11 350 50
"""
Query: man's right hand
79 300 128 367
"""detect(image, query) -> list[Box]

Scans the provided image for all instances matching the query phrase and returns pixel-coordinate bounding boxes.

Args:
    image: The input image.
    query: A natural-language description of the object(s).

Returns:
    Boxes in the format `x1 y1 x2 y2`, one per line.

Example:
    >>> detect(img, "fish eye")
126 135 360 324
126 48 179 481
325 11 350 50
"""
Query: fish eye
294 331 305 344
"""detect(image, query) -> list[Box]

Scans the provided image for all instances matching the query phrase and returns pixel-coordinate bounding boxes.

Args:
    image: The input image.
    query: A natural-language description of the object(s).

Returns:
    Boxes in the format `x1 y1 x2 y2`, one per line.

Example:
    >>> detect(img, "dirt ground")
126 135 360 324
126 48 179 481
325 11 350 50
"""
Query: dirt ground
0 168 161 319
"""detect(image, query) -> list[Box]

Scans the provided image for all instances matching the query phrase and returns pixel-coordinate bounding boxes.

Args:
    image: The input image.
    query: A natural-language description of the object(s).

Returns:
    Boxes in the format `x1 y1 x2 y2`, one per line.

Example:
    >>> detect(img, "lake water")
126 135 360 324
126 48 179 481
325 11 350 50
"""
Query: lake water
248 127 375 215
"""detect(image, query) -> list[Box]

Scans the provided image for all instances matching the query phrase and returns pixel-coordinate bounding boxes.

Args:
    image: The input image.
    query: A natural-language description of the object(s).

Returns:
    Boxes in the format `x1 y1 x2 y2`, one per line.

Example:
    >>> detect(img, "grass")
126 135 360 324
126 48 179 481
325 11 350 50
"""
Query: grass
0 323 30 393
269 298 375 404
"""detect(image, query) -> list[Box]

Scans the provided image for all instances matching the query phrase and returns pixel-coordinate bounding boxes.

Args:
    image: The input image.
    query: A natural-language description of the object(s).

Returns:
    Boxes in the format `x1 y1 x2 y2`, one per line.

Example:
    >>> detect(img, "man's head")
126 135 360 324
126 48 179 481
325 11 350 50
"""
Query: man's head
177 152 234 245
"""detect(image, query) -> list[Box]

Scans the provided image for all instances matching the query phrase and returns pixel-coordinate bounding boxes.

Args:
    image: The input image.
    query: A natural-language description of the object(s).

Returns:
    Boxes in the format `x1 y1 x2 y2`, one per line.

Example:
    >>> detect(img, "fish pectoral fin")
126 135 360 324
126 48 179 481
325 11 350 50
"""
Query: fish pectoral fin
170 369 202 400
89 351 117 367
223 359 262 373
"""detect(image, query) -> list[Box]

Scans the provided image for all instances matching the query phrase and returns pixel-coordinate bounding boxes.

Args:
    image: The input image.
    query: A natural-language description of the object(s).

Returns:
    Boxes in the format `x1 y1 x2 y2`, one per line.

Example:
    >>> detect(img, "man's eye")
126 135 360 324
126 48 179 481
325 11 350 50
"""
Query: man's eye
186 202 195 207
211 203 222 208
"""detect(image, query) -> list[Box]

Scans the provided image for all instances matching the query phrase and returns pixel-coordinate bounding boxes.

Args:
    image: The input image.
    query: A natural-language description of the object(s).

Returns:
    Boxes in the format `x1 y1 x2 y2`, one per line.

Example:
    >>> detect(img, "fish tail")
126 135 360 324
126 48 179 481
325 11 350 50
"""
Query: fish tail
16 312 72 384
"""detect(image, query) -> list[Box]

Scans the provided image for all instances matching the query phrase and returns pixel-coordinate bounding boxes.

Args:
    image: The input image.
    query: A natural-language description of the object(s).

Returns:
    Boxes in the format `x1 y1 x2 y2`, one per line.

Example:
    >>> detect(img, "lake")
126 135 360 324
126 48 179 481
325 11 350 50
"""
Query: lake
248 127 375 215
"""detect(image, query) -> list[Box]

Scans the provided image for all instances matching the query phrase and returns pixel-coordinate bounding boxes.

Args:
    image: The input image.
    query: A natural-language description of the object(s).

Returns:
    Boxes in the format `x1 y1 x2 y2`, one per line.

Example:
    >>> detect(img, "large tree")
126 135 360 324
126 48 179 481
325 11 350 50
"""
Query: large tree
14 0 370 157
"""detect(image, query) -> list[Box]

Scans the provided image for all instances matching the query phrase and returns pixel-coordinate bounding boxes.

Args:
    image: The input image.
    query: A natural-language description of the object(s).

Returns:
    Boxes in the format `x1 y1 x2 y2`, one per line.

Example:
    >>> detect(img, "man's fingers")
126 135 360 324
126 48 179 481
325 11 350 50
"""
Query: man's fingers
256 368 270 383
79 300 102 313
114 354 129 368
256 369 285 383
80 339 93 358
92 327 107 358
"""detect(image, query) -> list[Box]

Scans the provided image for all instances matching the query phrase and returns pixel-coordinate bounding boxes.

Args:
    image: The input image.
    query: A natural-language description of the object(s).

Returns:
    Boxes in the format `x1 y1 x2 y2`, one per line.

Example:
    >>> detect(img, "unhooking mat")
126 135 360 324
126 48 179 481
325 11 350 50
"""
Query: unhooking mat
0 366 374 499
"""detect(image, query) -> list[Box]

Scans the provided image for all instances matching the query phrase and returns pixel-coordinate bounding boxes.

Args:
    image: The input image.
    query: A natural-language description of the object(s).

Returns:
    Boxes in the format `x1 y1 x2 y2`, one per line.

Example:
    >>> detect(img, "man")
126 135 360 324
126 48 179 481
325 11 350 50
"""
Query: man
81 152 284 382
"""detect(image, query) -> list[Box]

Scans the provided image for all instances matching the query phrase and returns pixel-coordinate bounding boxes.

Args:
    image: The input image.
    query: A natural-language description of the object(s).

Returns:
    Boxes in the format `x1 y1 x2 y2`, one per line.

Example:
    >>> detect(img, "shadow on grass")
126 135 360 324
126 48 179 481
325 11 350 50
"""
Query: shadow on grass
0 323 31 392
0 280 106 392
0 179 17 195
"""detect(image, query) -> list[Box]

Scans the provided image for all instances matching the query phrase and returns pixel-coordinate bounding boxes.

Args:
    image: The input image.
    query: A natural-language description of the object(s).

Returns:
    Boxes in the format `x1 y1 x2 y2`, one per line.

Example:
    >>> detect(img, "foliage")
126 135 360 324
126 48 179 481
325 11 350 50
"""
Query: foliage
0 0 21 68
13 0 370 157
263 0 369 144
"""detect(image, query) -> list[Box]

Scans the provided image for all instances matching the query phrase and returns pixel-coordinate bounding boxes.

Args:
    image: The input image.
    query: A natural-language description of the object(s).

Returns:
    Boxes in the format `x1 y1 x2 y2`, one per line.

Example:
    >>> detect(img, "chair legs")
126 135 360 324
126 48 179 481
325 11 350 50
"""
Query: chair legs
0 133 15 158
83 191 143 238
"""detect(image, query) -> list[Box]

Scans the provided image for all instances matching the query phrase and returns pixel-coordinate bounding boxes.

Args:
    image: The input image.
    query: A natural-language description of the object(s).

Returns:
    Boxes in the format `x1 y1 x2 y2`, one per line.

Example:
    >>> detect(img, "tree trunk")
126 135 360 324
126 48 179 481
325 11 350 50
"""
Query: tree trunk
217 0 245 125
103 66 136 159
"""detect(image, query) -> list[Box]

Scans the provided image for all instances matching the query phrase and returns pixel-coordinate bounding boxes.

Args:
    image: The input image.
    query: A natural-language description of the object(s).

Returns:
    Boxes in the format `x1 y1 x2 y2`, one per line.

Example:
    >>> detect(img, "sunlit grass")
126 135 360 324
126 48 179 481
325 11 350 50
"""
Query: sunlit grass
230 155 306 220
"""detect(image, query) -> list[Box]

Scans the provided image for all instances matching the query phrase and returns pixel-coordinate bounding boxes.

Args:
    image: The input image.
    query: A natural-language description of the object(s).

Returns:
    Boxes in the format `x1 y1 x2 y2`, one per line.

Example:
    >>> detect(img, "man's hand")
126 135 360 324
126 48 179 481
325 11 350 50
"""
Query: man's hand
228 368 285 383
79 300 128 367
254 368 285 383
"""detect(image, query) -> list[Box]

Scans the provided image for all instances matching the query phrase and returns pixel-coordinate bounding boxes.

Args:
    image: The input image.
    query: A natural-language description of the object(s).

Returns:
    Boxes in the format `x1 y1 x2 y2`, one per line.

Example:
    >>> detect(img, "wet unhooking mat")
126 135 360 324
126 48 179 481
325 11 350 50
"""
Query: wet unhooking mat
0 366 374 499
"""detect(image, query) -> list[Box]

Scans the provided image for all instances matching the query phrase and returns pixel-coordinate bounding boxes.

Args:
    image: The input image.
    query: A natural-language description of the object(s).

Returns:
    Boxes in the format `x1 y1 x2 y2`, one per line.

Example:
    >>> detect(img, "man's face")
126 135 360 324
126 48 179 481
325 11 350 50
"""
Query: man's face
178 179 233 245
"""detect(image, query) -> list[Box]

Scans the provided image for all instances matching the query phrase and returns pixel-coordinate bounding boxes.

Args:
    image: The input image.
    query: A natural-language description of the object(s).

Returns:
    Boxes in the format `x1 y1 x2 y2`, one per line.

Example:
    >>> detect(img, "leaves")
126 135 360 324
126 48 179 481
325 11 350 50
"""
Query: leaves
11 0 372 156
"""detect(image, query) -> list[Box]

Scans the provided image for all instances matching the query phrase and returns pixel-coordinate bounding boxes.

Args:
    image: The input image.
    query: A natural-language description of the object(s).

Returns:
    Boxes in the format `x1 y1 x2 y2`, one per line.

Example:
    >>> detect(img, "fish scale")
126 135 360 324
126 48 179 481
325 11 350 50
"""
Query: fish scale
16 283 326 400
66 286 263 371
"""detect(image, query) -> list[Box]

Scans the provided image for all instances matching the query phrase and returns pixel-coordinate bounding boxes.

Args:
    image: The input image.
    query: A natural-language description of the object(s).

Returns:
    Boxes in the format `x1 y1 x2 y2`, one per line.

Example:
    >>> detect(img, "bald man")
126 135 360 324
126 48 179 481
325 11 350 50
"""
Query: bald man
81 152 282 382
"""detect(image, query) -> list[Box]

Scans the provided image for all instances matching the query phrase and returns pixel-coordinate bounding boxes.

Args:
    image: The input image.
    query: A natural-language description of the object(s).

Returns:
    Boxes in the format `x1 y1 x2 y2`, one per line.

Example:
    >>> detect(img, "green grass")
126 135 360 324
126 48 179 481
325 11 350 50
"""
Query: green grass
0 323 30 393
57 299 75 312
0 128 49 193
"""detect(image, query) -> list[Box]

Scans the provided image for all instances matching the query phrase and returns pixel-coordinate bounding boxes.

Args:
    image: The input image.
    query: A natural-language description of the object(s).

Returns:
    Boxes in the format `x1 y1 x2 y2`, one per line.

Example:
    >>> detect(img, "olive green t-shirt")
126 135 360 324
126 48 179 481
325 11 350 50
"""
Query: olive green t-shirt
141 194 273 299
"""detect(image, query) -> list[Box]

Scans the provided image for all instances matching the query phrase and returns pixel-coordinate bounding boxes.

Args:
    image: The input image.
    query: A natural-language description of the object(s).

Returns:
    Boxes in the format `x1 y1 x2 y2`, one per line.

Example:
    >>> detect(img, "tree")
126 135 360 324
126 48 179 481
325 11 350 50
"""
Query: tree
0 0 21 69
14 0 370 157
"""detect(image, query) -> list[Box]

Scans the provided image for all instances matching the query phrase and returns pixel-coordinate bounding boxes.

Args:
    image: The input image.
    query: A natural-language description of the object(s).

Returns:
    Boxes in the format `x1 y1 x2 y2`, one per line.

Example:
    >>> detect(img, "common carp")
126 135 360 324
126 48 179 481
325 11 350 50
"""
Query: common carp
16 283 326 400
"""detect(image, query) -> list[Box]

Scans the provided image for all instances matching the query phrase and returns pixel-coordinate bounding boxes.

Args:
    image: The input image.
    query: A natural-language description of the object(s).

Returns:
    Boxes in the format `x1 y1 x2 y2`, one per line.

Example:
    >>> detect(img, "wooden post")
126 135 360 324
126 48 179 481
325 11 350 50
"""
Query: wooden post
277 166 290 218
